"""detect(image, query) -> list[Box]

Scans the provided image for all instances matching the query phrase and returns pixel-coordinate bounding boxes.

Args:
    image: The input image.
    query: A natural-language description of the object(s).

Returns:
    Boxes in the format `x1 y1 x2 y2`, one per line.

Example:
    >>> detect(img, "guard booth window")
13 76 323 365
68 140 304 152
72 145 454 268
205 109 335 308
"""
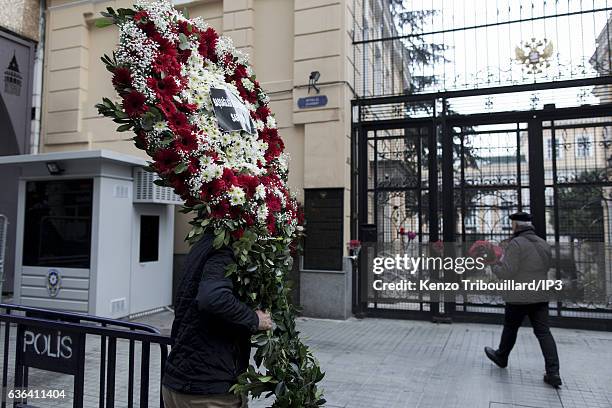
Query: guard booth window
23 179 93 269
139 215 159 263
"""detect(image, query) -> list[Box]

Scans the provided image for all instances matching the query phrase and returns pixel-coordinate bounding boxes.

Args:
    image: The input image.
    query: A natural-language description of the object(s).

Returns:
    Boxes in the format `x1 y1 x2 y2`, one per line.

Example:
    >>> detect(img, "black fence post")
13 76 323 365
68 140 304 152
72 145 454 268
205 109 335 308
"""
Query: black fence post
441 100 456 319
528 118 547 239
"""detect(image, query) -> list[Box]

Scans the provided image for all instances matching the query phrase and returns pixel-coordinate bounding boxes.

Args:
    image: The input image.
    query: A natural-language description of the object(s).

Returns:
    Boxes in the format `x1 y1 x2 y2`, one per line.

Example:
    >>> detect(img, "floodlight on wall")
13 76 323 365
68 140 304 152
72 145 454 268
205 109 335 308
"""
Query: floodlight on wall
308 71 321 94
46 162 64 175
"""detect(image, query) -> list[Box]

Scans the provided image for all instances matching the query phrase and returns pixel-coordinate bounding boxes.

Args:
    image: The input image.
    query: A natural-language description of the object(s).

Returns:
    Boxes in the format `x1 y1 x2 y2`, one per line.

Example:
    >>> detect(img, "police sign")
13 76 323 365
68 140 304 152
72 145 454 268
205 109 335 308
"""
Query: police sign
20 325 85 375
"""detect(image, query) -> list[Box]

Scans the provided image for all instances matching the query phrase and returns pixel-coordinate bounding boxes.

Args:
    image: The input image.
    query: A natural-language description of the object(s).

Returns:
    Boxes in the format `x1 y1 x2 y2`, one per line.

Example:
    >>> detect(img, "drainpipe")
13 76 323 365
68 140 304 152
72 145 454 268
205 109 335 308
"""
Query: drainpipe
29 0 46 154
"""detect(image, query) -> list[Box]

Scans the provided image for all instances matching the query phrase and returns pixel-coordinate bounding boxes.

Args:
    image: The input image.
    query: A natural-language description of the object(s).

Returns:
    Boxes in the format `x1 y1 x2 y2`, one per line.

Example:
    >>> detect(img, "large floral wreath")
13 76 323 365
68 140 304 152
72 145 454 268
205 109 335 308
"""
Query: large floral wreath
95 1 324 406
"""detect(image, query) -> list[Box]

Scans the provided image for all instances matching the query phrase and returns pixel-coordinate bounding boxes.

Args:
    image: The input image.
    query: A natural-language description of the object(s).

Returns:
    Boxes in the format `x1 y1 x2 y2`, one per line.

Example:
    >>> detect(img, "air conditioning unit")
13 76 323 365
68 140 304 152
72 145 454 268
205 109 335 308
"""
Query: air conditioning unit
133 168 183 205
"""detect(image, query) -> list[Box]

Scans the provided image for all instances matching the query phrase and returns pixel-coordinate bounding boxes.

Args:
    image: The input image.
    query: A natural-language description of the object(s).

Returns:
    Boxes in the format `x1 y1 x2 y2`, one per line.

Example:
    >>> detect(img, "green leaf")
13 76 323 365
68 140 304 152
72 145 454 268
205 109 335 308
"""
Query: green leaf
174 162 187 174
116 123 132 132
259 376 273 383
213 230 226 248
95 18 114 28
178 33 190 50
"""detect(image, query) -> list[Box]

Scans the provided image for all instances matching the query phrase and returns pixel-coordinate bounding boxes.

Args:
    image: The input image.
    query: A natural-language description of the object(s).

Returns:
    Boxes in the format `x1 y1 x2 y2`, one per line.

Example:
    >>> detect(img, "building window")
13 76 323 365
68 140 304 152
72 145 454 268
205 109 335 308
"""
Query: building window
465 209 477 230
23 179 93 268
139 215 159 263
303 188 343 271
575 134 593 158
546 137 563 160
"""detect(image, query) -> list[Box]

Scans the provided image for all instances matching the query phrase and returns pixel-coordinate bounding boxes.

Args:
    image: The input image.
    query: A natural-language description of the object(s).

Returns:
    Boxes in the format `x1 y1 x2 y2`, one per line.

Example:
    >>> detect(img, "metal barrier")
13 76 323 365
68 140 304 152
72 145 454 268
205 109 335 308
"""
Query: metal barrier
0 303 173 408
0 215 7 298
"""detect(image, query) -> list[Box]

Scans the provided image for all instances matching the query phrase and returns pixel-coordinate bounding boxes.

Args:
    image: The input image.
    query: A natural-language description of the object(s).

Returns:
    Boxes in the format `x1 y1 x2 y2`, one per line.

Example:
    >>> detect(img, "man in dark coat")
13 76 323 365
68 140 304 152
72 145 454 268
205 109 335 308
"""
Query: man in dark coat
162 233 272 407
484 212 562 388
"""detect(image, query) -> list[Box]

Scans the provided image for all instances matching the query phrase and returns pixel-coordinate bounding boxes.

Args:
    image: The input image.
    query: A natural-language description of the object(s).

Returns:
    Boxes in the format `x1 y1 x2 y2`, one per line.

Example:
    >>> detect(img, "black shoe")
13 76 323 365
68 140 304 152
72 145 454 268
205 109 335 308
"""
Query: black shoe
543 373 562 388
484 346 508 368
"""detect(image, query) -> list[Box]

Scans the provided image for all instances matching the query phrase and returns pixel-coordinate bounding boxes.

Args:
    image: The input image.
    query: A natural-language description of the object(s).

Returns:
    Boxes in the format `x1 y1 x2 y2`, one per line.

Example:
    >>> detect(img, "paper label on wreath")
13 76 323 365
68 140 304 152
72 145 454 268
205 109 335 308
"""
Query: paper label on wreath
210 87 256 135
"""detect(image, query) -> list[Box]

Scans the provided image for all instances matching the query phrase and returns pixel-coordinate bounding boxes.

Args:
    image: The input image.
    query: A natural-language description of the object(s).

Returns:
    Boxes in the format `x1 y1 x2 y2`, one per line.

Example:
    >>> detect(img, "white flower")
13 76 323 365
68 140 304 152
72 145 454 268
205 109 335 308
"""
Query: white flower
241 78 254 91
266 115 277 129
257 204 269 223
254 184 266 200
153 121 167 131
228 186 246 206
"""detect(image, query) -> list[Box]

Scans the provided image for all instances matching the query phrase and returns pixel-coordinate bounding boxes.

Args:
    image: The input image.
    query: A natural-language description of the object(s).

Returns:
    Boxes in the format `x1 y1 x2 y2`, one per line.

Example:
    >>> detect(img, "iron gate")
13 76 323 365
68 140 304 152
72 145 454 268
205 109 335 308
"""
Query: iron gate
353 104 612 330
351 0 612 329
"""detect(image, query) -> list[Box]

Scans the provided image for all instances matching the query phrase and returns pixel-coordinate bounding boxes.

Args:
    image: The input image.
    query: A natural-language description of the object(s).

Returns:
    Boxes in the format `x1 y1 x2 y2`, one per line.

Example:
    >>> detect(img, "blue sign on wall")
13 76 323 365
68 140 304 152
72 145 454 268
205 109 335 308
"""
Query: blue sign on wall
297 95 328 109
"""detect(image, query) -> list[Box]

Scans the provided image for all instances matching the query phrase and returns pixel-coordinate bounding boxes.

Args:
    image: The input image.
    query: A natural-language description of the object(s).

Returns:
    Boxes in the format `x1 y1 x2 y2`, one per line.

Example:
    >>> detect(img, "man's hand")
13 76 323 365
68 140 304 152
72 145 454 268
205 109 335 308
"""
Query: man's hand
255 310 273 331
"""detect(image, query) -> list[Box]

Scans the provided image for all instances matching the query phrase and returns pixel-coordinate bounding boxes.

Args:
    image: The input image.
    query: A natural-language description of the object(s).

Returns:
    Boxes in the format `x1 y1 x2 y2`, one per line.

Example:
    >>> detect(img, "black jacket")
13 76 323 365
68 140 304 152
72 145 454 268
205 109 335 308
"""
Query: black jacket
163 234 259 394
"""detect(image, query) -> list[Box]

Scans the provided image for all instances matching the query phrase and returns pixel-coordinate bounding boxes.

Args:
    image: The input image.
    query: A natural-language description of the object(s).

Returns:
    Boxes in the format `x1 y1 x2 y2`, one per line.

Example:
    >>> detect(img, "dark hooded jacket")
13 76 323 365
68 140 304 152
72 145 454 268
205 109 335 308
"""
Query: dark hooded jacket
163 234 259 394
492 223 553 303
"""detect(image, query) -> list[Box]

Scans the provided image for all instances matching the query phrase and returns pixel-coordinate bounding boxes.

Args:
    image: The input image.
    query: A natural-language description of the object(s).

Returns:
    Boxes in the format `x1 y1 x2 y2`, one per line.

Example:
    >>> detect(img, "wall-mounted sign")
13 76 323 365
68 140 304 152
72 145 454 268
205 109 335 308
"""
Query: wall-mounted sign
0 30 35 155
46 268 61 297
21 325 85 375
4 52 22 96
210 87 256 135
297 95 328 109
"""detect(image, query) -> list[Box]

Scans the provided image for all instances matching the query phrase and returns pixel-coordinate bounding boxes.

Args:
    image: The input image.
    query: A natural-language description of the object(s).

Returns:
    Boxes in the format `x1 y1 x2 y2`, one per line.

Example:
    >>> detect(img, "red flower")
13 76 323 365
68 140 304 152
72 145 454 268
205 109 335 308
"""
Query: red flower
152 53 182 77
232 64 248 81
266 213 277 235
177 20 196 36
198 27 218 61
231 228 245 240
112 67 132 89
468 240 502 265
266 195 282 213
153 149 180 174
187 157 200 175
222 168 237 187
175 128 198 152
151 34 177 58
133 130 148 150
209 178 227 195
139 21 157 37
134 11 148 23
296 205 305 225
255 105 270 121
147 76 180 99
158 99 177 118
243 213 255 227
237 174 259 197
211 200 230 218
168 173 188 197
168 110 189 130
123 91 147 117
265 138 283 161
177 48 192 64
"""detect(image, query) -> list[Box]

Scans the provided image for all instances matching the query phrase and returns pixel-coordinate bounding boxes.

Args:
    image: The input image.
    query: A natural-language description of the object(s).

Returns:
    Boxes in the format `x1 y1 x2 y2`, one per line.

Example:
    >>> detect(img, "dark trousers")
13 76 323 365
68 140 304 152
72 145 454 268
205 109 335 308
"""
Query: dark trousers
498 302 560 374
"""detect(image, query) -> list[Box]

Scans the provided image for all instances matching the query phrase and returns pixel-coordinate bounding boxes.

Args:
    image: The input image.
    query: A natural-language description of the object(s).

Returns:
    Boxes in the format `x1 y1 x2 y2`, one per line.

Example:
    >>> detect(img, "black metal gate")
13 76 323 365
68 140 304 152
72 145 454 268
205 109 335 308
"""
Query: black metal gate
351 0 612 329
353 102 612 330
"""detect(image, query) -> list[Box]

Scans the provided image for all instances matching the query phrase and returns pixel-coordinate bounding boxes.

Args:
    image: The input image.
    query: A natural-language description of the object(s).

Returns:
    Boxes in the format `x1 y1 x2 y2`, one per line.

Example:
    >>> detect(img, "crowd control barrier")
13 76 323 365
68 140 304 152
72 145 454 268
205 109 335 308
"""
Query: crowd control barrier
0 303 173 408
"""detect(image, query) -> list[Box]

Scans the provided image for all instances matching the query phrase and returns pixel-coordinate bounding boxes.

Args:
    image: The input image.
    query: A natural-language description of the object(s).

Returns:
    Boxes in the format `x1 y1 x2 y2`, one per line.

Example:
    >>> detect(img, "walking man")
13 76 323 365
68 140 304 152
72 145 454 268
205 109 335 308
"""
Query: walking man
162 233 273 407
484 212 562 388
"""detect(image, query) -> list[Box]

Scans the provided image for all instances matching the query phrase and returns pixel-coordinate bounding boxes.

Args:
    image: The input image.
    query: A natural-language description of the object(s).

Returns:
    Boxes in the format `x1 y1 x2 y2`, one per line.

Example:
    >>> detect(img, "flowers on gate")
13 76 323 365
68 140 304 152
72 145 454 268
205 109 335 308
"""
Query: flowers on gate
95 1 324 406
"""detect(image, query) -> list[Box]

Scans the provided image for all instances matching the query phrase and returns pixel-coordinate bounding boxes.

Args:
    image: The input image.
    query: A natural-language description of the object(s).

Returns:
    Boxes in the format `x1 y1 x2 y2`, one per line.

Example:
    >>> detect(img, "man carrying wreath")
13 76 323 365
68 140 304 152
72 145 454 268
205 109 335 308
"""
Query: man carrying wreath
162 234 273 408
483 211 562 388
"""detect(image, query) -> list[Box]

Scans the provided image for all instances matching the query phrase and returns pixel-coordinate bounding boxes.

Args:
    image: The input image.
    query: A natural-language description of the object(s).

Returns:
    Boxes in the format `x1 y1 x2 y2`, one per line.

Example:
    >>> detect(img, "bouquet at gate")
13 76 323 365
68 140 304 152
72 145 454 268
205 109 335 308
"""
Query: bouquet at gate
95 1 324 406
468 240 503 265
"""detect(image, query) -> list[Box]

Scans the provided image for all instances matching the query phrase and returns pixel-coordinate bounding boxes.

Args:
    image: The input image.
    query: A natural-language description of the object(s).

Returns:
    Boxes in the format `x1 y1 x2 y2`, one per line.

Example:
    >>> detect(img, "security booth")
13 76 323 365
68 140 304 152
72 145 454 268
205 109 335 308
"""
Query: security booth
0 149 181 318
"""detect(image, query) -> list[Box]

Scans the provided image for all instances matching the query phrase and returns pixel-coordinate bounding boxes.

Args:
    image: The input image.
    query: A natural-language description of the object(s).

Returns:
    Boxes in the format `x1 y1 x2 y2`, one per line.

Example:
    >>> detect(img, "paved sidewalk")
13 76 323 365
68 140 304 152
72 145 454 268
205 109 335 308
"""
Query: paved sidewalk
2 312 612 407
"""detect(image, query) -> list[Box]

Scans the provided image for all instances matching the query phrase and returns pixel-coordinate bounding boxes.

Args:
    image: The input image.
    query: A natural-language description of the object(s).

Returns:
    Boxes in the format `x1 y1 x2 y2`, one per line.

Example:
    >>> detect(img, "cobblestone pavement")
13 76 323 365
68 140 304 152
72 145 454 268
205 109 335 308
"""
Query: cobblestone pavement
2 311 612 408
